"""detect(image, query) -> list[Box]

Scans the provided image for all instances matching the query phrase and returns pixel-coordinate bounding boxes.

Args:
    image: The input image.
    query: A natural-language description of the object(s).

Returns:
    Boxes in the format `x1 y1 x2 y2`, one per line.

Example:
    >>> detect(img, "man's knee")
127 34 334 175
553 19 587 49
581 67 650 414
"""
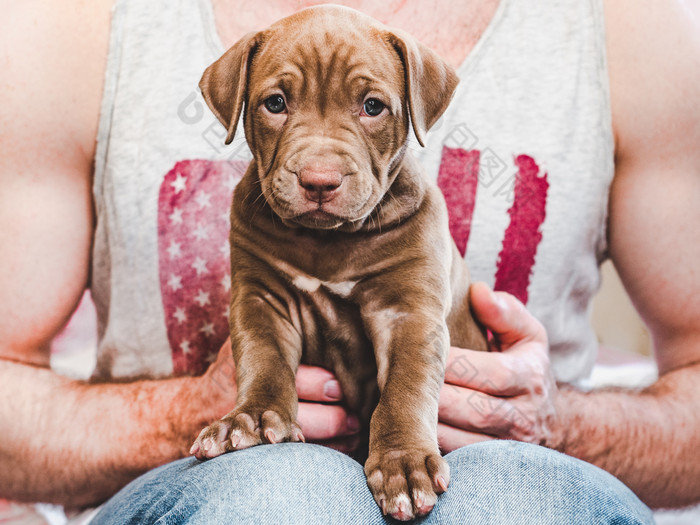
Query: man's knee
434 441 654 525
93 443 381 525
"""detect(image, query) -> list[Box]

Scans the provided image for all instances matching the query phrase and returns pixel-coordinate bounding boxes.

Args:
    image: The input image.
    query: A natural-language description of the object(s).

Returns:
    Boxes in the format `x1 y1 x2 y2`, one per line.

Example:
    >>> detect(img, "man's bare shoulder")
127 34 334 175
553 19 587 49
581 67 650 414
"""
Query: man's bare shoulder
604 0 700 161
0 0 113 168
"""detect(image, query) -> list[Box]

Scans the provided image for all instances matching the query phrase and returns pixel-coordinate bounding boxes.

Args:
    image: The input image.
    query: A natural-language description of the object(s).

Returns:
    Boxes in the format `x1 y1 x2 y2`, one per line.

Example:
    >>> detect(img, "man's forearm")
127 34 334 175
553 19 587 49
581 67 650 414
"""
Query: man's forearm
554 362 700 508
0 358 230 507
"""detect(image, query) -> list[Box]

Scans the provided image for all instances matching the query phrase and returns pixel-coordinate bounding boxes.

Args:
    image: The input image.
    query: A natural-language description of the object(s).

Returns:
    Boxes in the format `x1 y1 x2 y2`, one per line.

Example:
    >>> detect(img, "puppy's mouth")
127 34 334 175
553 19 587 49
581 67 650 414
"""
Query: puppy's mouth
303 208 337 221
290 206 346 229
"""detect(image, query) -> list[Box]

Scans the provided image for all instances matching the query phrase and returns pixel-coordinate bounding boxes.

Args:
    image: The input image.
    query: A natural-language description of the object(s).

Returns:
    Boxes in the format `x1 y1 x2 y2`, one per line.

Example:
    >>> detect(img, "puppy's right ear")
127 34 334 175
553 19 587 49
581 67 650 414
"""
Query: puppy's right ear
199 32 260 145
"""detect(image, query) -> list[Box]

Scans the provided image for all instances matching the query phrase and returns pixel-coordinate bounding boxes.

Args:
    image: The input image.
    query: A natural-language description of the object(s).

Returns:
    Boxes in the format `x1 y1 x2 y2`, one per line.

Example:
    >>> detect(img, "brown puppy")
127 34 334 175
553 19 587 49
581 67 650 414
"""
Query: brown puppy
190 5 488 521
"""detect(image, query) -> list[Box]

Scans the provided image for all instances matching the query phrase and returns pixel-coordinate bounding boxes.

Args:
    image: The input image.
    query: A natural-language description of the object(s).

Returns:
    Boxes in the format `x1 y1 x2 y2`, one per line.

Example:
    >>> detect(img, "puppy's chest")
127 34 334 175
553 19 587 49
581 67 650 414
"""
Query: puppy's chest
266 266 379 413
285 274 372 366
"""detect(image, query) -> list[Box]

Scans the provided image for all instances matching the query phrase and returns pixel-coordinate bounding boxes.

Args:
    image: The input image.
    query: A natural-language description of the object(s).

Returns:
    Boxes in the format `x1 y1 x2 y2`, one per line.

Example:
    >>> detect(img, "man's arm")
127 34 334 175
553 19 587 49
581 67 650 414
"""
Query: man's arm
556 369 700 508
0 359 232 506
558 0 700 508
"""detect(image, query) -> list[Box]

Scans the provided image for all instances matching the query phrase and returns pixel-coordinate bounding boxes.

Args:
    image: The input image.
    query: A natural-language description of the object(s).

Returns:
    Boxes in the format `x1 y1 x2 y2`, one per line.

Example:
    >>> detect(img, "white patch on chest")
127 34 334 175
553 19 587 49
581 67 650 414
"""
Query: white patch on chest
291 275 357 298
274 259 357 298
292 274 322 293
322 280 357 298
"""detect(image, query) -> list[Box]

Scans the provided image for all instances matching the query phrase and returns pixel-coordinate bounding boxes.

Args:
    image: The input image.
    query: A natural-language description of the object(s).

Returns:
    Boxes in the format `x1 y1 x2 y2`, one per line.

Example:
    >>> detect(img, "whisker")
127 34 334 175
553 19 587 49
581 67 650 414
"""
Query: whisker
387 189 402 225
248 186 273 227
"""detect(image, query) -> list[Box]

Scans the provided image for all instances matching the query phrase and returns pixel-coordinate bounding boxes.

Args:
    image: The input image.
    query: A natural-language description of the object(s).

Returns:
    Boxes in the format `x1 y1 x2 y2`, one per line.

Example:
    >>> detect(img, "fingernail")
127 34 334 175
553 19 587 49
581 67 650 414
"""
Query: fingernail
323 380 342 400
346 415 360 433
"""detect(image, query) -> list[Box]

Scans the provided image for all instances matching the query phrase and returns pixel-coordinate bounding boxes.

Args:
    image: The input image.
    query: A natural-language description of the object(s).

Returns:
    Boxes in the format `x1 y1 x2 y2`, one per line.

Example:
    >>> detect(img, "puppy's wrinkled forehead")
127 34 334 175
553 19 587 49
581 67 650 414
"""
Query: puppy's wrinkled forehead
249 7 405 109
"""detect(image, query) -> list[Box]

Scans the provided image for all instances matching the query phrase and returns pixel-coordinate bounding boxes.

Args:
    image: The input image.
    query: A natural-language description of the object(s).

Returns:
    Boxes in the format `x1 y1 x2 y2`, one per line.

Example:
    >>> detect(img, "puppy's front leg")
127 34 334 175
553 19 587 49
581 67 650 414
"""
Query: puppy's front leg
191 289 304 459
362 303 451 521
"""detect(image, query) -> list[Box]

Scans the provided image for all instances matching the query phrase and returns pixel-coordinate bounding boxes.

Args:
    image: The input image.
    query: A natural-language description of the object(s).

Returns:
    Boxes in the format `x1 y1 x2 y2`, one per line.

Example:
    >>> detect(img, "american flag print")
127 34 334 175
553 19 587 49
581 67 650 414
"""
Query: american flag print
158 159 248 375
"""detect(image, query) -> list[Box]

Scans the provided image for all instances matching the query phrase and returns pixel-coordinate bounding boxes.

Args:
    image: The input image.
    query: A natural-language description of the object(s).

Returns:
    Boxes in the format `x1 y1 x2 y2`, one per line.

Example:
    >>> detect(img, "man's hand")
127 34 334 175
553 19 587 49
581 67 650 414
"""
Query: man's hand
203 339 360 454
437 282 560 453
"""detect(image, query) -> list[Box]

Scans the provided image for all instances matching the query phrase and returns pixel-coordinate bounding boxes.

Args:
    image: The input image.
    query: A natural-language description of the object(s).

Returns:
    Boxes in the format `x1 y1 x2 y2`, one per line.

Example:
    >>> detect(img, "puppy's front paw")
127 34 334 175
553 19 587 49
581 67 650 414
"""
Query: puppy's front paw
365 447 449 521
190 408 305 460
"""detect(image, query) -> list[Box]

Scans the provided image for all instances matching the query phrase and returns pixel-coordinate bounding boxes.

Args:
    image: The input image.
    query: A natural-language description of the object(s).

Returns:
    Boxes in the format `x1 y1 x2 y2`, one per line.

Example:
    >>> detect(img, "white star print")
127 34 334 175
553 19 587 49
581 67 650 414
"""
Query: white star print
173 307 187 324
191 257 209 276
180 340 191 355
220 274 231 292
171 173 187 193
200 322 216 337
193 224 209 241
169 208 184 225
220 241 229 256
206 351 217 364
168 274 182 292
167 241 182 260
194 289 211 307
196 191 212 209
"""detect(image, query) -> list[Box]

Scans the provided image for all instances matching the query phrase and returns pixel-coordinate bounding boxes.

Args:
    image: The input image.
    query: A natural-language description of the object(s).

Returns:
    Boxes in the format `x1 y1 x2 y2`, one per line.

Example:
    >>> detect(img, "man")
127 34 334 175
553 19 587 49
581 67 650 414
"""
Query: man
0 0 698 522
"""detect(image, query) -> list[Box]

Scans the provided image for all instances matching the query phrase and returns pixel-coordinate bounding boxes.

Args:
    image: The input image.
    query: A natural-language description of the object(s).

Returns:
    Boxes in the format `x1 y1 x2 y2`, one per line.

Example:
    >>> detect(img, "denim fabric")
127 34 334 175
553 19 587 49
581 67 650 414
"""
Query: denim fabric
92 441 654 524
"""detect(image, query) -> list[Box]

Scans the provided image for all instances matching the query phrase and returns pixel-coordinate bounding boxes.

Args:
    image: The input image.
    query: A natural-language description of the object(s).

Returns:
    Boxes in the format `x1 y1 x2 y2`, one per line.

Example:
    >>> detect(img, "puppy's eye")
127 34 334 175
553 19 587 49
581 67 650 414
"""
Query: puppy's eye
362 98 385 117
264 95 286 114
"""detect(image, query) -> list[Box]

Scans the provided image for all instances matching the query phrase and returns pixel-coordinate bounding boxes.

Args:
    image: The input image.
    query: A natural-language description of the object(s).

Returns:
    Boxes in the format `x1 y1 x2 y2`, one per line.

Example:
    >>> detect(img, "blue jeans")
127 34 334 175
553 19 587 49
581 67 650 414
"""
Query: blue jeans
93 441 654 524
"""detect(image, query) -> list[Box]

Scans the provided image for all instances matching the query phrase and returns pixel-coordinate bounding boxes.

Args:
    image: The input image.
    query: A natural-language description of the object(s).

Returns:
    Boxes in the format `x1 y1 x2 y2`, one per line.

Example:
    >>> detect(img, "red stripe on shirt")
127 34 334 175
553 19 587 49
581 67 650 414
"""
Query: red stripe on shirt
437 146 481 257
494 155 549 304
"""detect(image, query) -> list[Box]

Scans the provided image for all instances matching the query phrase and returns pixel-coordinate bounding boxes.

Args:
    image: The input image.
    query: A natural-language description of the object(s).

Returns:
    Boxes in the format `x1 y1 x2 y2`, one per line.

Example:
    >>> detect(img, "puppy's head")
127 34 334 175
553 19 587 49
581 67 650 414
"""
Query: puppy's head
200 6 458 230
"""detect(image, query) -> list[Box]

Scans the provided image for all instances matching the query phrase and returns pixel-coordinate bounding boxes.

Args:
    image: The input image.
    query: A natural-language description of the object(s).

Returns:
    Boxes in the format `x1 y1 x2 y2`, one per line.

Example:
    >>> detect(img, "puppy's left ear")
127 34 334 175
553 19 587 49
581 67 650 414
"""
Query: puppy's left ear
199 31 260 145
387 30 459 147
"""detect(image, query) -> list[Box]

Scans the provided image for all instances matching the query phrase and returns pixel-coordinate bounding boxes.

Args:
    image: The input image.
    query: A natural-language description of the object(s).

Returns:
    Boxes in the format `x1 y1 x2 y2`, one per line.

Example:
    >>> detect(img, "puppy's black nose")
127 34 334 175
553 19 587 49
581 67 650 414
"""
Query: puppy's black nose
299 168 343 203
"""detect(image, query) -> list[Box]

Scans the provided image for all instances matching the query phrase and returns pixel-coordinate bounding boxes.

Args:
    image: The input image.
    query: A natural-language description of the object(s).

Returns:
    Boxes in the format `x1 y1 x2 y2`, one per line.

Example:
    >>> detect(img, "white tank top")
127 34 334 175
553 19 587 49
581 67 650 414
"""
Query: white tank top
91 0 614 386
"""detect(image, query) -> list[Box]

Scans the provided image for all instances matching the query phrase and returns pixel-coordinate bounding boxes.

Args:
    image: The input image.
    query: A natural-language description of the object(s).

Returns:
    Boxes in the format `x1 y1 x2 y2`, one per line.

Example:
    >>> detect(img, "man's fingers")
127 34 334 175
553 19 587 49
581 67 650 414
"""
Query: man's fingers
470 281 547 349
296 364 343 402
439 382 551 444
297 402 359 441
439 383 519 435
444 346 528 395
437 423 493 454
